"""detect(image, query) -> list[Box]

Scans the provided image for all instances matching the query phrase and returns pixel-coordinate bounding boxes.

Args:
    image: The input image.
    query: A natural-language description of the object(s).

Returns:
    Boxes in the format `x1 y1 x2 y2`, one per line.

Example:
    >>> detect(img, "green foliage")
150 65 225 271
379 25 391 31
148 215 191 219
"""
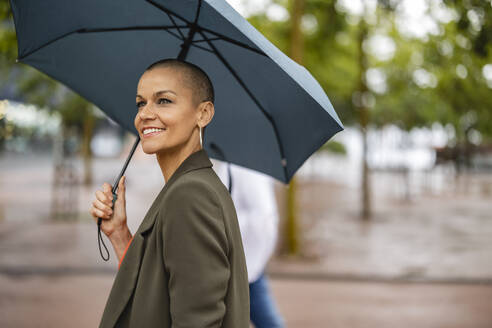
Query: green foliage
248 0 360 124
247 0 492 146
443 0 492 58
0 2 15 70
2 0 492 147
0 2 100 136
319 140 347 155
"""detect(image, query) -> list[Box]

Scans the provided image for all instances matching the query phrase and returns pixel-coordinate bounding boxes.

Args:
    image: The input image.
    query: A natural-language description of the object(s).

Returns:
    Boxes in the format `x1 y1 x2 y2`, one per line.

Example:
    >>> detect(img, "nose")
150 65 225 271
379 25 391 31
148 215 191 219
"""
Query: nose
138 104 157 120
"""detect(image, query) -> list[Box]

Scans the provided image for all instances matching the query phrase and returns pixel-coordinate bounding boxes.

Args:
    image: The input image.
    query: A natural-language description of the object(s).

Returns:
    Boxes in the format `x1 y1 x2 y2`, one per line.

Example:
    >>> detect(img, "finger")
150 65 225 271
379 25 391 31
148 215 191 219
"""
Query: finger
103 182 111 192
117 176 126 203
90 207 111 220
92 198 113 215
95 190 112 205
103 183 113 200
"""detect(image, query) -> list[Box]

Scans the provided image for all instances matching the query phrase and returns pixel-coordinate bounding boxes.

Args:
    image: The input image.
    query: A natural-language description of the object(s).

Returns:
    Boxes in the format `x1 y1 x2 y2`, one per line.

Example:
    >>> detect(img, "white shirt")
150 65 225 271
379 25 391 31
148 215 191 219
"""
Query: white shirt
211 159 279 283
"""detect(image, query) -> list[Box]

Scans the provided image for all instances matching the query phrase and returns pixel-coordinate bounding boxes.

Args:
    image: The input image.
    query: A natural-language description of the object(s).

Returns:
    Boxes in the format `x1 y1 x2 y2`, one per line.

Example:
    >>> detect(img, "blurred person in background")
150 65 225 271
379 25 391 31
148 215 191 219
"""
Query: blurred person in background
212 160 286 328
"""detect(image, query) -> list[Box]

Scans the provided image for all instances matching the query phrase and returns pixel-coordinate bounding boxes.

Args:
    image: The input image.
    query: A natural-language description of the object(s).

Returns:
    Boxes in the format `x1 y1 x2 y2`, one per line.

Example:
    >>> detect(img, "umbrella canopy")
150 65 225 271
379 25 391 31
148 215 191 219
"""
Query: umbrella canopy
10 0 343 184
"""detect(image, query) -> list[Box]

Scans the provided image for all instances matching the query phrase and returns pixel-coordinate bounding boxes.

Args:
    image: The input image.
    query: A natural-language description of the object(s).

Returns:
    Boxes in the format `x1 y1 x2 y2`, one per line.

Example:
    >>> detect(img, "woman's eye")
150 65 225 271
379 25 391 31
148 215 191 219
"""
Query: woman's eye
158 98 171 104
136 101 145 109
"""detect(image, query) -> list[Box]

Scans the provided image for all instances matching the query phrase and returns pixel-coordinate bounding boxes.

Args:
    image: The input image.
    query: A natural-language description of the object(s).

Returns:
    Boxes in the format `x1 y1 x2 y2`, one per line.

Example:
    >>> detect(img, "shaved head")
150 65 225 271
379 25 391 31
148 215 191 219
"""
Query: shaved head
144 58 214 108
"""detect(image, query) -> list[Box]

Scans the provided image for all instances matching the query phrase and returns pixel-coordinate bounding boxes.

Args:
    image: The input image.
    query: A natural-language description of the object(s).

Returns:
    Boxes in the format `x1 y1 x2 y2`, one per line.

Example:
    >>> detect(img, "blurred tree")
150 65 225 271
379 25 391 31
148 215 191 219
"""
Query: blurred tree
246 0 492 222
248 0 373 224
319 140 347 155
357 3 371 219
433 0 492 168
372 0 492 173
301 0 396 219
284 0 304 256
0 2 100 186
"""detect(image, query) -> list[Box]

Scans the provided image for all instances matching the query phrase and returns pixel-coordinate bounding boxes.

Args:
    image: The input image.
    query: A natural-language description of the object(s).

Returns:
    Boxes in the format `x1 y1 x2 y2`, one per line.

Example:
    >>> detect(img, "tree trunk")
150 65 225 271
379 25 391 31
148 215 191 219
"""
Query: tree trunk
81 106 95 186
358 12 371 220
284 0 305 255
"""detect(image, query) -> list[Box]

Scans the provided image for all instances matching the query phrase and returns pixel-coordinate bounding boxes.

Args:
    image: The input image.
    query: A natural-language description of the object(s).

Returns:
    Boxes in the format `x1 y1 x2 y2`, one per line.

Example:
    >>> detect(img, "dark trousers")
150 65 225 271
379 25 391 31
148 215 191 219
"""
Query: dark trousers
249 272 285 328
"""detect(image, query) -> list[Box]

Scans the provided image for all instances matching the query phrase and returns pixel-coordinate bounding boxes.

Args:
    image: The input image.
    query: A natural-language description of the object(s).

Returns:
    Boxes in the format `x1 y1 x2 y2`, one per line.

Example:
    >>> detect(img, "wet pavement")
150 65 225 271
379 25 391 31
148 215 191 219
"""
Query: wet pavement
270 177 492 283
1 145 491 327
1 273 491 328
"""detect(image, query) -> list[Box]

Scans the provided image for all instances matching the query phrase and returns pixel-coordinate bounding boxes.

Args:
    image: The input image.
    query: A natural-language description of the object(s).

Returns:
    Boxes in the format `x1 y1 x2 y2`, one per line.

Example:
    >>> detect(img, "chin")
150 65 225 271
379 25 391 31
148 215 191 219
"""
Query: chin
141 141 166 154
142 140 183 156
142 147 158 155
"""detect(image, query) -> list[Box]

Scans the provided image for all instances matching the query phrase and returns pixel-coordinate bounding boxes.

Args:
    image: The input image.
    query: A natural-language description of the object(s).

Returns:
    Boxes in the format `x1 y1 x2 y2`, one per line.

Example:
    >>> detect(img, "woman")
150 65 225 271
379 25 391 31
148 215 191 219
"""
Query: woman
89 58 250 328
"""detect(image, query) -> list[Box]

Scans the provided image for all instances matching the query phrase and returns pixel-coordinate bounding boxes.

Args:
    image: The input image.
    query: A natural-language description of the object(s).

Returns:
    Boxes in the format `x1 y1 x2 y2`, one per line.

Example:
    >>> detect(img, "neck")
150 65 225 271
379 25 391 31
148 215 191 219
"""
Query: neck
156 139 202 183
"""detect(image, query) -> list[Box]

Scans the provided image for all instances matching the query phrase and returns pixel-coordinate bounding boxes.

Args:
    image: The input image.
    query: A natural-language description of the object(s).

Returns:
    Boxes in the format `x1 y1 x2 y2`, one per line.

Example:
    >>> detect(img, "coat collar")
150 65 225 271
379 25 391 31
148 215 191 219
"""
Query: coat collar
166 148 213 184
99 148 213 328
137 148 213 235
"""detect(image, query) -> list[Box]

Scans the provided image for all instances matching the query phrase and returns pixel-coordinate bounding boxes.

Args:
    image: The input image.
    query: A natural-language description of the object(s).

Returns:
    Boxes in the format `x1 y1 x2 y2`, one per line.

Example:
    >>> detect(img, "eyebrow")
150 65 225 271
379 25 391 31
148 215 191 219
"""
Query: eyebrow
136 90 177 99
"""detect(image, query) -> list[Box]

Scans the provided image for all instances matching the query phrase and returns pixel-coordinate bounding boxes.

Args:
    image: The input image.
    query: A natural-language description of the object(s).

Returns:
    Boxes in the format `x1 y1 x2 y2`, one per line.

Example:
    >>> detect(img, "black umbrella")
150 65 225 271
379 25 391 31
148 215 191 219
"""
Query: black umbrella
9 0 343 260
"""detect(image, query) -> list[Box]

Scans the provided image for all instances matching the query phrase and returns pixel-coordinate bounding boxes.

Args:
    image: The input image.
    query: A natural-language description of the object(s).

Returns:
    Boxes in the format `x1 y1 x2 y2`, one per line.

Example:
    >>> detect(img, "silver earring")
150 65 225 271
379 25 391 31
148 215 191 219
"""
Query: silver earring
199 126 203 147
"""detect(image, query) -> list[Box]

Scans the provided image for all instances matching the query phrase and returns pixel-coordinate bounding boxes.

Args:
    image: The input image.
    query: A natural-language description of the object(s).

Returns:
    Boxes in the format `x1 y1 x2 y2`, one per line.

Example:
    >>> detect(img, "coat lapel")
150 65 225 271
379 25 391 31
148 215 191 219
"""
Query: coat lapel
99 148 213 328
138 148 213 235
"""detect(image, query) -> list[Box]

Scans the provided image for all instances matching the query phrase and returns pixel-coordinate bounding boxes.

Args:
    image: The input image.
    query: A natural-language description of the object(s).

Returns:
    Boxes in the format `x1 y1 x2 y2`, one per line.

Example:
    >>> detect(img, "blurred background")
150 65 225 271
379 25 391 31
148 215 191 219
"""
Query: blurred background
1 0 491 327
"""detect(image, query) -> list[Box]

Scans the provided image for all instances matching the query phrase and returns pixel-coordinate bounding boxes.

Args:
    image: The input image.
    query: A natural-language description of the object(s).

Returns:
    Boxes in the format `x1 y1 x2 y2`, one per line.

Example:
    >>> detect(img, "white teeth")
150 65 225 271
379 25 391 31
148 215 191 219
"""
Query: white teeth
143 128 165 135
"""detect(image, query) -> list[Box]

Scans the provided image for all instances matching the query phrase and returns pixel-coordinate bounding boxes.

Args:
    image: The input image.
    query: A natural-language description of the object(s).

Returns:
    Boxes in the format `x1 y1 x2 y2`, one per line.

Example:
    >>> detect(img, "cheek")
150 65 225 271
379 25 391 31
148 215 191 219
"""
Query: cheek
175 113 196 135
157 111 187 130
156 112 173 128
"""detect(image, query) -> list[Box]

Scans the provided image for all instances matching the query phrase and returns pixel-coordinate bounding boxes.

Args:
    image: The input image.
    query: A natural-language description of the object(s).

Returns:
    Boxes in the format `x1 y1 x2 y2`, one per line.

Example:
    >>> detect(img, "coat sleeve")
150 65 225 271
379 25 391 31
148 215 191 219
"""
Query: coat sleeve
161 179 231 328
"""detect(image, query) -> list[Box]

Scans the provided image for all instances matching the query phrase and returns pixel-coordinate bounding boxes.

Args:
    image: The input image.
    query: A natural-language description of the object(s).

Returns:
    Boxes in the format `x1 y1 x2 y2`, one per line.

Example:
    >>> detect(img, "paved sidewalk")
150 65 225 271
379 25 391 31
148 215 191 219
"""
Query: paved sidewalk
1 150 492 327
1 272 491 328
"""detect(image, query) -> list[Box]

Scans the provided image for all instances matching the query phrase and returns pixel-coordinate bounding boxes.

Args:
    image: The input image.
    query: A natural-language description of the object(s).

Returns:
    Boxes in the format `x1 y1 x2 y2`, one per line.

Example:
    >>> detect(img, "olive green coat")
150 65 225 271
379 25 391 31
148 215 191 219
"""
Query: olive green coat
99 149 250 328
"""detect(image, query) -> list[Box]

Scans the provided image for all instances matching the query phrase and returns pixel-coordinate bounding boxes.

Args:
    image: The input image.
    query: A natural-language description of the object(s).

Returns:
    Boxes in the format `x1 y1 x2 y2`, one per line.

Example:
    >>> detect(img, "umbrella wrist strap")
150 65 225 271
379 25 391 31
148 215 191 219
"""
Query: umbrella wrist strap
97 191 117 261
97 222 110 261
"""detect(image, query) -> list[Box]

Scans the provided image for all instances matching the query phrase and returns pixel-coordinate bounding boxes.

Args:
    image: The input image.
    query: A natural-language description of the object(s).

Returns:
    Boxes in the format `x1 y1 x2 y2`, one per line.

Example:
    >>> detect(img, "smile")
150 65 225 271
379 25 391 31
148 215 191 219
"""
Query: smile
142 127 166 138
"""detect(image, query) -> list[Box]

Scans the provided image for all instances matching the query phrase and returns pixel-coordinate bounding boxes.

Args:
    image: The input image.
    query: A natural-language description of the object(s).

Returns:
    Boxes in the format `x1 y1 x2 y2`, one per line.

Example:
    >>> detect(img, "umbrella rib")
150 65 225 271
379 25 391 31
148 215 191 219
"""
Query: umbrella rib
164 12 186 40
146 0 192 24
196 28 267 57
145 0 267 58
17 25 186 60
161 28 184 41
189 43 215 54
78 25 185 41
18 30 78 60
78 25 187 34
177 0 202 61
193 37 222 43
197 30 289 180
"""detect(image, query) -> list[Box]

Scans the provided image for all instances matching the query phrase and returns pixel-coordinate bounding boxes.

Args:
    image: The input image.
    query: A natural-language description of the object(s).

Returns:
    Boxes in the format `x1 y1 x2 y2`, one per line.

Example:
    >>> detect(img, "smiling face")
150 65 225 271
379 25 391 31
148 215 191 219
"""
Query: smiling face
134 66 209 155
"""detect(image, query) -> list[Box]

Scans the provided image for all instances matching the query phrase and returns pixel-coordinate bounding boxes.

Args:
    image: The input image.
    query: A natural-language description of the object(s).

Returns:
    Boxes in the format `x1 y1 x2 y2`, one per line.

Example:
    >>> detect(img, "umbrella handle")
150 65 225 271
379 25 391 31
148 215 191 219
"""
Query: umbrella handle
96 136 140 262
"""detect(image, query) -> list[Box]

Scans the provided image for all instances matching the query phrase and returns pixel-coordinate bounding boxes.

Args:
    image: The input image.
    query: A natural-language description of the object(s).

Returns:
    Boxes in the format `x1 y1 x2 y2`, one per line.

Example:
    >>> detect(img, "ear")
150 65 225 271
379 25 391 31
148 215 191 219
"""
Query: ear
197 101 215 128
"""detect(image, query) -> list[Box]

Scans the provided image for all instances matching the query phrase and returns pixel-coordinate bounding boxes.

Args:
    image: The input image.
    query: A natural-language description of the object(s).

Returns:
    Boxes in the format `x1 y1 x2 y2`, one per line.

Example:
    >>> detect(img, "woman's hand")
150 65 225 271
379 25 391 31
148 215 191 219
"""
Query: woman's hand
90 176 128 238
